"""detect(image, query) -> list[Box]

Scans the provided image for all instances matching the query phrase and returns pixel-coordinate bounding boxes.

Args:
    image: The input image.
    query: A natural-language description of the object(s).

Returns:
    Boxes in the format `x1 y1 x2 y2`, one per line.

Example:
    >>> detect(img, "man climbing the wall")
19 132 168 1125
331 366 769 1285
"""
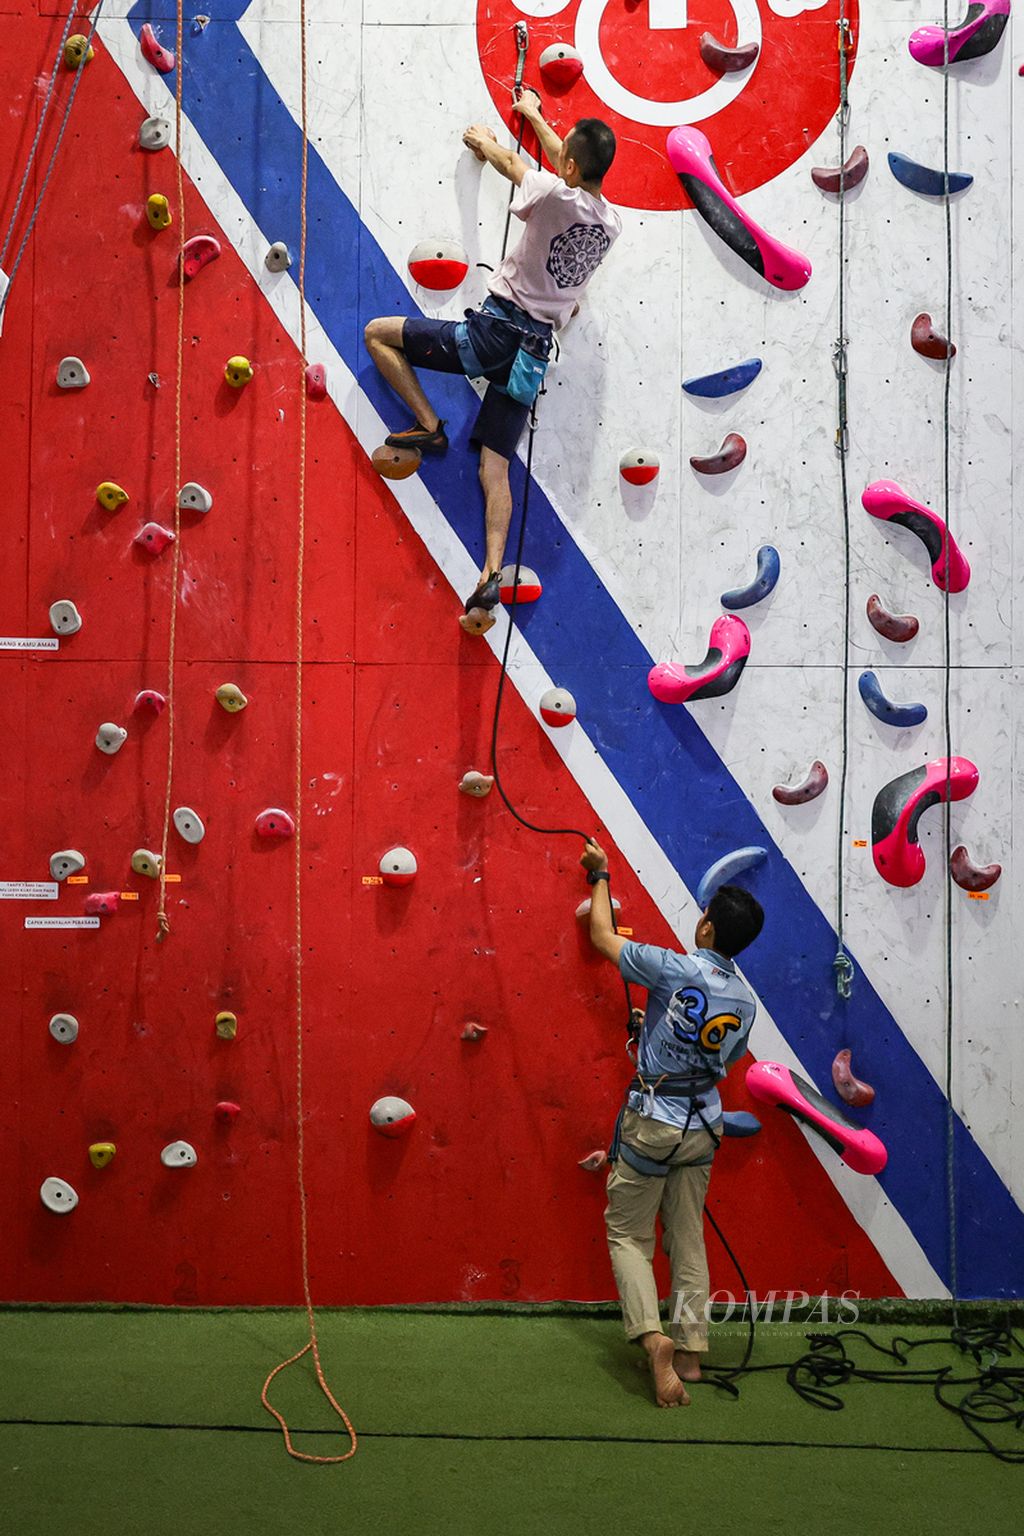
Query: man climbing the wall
579 837 764 1408
364 87 621 634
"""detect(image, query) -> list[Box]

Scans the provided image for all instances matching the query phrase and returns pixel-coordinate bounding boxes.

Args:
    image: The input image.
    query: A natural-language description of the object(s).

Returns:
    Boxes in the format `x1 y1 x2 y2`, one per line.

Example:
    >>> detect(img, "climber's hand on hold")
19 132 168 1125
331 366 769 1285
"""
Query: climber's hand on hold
513 86 542 122
464 124 498 162
580 837 609 875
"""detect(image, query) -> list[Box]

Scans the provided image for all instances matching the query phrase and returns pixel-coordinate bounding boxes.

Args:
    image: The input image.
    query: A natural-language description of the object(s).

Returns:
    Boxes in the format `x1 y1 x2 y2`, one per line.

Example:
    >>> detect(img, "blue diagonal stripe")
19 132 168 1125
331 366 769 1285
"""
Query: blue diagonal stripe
127 3 1023 1295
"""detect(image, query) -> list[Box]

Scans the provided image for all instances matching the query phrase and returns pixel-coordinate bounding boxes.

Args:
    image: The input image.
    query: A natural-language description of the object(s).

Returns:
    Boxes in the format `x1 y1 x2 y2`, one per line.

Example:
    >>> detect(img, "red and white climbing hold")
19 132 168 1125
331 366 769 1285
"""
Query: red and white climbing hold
134 689 167 714
370 1096 417 1137
619 449 659 486
135 523 176 555
139 23 175 74
407 240 469 291
379 846 417 886
255 808 295 838
539 43 584 90
538 687 577 728
499 565 543 604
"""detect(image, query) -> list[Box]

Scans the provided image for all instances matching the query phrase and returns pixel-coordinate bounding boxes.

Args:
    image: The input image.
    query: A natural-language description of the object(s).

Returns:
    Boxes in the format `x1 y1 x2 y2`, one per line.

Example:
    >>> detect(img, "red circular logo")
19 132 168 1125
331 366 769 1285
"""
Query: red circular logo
476 2 859 212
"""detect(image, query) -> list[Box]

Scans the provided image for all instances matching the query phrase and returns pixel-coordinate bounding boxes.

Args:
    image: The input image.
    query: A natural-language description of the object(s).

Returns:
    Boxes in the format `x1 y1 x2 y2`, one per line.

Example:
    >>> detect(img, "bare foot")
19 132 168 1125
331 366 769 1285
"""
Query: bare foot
673 1348 703 1383
458 607 496 635
644 1334 691 1408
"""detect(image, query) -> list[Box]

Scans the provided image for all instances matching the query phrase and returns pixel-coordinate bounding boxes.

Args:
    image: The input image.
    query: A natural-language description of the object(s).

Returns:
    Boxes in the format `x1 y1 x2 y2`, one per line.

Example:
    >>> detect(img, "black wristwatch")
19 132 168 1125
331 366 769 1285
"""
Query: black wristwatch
587 870 611 886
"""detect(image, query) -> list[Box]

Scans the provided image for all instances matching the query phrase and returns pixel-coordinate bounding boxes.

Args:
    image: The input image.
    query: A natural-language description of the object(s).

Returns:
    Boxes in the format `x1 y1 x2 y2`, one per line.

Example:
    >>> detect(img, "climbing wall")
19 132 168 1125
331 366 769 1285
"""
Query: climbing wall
2 1 1021 1305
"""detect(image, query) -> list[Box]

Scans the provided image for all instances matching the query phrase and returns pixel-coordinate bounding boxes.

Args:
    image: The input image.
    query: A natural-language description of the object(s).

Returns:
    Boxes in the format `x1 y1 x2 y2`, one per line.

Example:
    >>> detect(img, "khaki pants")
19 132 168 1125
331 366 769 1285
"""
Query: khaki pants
604 1107 717 1352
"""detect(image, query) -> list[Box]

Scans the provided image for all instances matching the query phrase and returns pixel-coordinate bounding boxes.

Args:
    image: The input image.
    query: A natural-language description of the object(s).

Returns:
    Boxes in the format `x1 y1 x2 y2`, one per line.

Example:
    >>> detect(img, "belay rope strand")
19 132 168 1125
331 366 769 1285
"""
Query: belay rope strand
831 3 855 1001
260 0 357 1462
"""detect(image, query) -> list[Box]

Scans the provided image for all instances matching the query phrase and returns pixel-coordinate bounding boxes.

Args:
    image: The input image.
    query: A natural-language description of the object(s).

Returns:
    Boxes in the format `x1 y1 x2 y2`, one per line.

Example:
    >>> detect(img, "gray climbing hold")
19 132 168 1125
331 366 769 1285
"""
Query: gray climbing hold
40 1177 79 1214
95 723 128 755
56 357 90 389
49 600 82 636
265 241 292 272
131 848 163 878
173 806 206 843
49 849 85 881
49 1013 79 1044
178 482 213 514
369 1096 416 1137
139 115 172 151
160 1140 198 1167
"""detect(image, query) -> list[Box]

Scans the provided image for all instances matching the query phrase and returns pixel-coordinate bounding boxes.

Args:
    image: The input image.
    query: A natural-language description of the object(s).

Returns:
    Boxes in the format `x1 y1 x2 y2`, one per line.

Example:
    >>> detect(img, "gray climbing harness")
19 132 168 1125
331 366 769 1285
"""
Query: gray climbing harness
609 1071 722 1177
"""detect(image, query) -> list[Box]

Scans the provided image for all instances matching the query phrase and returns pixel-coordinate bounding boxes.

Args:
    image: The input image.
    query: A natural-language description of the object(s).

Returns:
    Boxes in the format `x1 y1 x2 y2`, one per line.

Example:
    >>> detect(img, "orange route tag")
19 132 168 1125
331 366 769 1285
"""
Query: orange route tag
852 839 868 848
162 874 182 883
967 890 990 902
66 875 89 884
361 875 384 886
617 927 634 937
119 891 140 901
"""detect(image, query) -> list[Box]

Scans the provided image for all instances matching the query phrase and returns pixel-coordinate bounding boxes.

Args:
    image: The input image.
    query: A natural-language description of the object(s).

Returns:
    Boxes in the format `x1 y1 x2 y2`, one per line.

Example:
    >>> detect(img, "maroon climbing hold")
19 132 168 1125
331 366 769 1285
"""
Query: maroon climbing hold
772 760 828 806
255 808 295 838
698 32 759 74
305 364 327 400
134 689 167 714
140 22 175 74
689 432 747 475
950 845 1002 893
214 1101 241 1124
911 313 956 360
181 235 221 281
85 891 120 915
832 1049 876 1107
811 146 869 194
578 1149 608 1172
866 594 919 643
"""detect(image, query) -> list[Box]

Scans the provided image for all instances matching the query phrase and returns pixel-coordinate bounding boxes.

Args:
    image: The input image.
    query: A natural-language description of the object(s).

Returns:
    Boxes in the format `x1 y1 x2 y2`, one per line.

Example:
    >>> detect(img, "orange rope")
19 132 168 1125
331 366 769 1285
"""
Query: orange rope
155 2 186 942
260 0 357 1463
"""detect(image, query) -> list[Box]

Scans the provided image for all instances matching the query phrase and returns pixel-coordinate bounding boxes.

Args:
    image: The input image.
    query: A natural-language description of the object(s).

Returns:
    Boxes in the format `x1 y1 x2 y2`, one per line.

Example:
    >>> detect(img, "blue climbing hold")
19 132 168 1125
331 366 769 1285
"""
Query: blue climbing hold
697 846 767 908
722 1111 762 1138
682 358 762 399
887 153 973 197
721 545 780 610
858 671 928 728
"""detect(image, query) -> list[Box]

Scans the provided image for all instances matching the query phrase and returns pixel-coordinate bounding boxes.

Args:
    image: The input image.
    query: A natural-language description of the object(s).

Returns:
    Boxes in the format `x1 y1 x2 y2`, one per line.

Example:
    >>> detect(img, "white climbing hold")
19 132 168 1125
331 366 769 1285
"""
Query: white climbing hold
179 482 213 514
139 115 172 151
538 687 577 728
40 1177 78 1214
173 806 206 843
459 771 494 798
49 1013 79 1044
49 600 82 636
131 849 162 878
407 239 469 291
575 895 621 920
369 1096 416 1137
265 241 292 272
95 723 127 755
49 849 85 881
160 1140 198 1168
56 357 90 389
379 846 417 886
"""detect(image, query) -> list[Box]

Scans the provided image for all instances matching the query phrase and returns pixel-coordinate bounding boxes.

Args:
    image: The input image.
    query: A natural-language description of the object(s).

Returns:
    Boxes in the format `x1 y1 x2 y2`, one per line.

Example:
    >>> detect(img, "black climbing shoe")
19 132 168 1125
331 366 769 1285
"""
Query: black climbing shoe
458 572 502 636
385 420 448 456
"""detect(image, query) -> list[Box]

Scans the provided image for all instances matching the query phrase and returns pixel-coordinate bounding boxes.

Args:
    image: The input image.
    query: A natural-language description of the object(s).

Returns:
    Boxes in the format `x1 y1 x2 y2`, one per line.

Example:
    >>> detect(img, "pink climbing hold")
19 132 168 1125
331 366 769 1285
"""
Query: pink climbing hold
872 758 979 888
862 480 970 593
85 891 120 915
746 1061 887 1176
181 235 221 281
649 615 750 705
539 42 584 89
461 1021 488 1041
909 2 1010 68
578 1149 608 1172
214 1101 241 1124
831 1049 876 1108
539 687 577 728
255 808 295 838
135 523 176 555
305 364 327 400
134 689 167 714
140 22 176 74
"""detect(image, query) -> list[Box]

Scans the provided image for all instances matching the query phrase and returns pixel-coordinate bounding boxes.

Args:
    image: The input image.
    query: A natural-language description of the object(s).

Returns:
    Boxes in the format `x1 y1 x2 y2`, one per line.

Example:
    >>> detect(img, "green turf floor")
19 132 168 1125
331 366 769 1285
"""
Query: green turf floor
1 1309 1019 1534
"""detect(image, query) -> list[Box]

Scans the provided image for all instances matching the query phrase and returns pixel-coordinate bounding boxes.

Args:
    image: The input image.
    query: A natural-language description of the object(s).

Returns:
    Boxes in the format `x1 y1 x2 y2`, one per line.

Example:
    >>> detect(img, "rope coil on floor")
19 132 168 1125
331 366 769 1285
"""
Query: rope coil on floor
260 0 356 1462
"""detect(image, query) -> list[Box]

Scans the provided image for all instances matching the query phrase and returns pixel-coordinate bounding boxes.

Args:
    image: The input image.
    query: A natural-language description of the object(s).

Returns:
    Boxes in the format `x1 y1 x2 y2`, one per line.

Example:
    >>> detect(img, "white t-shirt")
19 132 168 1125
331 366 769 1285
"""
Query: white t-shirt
488 168 622 329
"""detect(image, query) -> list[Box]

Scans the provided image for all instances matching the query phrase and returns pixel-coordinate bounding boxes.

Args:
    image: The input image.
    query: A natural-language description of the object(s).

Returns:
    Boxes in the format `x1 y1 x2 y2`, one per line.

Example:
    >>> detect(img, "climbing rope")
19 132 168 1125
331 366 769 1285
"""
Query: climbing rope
830 4 855 1001
260 0 357 1462
939 3 960 1325
155 5 187 943
0 2 103 323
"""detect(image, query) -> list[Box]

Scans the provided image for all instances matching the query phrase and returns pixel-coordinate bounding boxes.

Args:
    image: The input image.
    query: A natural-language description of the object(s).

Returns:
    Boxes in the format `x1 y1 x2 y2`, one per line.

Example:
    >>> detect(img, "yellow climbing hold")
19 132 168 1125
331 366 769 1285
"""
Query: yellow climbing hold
215 683 248 713
224 356 254 388
96 481 129 511
89 1143 116 1169
146 194 172 230
215 1011 238 1040
131 848 163 879
64 35 94 69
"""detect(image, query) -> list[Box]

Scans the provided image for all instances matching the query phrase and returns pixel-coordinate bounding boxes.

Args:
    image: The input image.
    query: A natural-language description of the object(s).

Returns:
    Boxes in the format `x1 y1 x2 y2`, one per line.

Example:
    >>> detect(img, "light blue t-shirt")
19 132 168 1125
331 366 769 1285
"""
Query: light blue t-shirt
618 941 757 1130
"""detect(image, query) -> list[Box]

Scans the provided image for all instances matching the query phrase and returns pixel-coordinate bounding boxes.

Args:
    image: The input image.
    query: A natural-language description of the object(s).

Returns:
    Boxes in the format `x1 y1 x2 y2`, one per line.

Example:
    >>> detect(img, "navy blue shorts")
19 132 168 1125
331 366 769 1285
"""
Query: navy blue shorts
402 296 552 462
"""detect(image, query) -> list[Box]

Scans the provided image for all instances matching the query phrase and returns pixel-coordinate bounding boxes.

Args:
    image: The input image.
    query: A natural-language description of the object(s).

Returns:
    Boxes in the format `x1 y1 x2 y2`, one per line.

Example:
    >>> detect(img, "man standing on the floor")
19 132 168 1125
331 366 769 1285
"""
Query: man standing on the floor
364 87 621 634
579 837 763 1408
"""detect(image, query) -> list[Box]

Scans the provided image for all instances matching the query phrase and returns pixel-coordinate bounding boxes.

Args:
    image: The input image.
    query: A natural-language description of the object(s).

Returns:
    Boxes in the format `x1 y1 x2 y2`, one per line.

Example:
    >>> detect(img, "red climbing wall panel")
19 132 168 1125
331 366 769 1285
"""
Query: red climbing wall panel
2 14 900 1304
